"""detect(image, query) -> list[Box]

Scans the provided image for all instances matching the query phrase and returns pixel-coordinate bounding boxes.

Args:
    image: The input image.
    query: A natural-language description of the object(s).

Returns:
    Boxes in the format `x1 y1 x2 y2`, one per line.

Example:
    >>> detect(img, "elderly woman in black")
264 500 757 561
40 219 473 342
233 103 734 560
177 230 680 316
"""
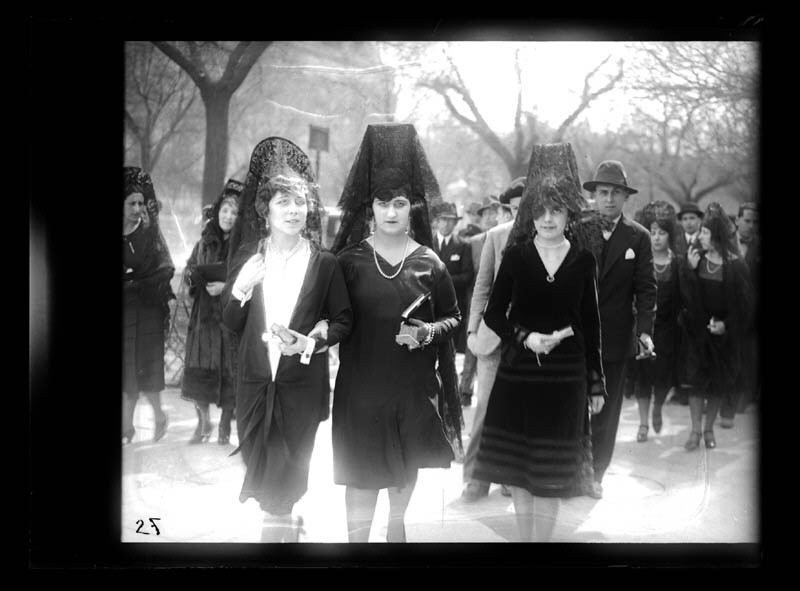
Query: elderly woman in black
223 137 352 542
331 123 463 543
680 202 753 451
122 167 175 444
181 178 244 444
472 144 607 542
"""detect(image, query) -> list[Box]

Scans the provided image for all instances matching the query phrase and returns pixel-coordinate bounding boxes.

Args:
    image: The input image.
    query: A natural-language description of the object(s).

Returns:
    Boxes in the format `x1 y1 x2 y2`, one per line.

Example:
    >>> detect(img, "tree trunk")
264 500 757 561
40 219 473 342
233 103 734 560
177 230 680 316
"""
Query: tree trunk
202 90 231 207
139 136 152 173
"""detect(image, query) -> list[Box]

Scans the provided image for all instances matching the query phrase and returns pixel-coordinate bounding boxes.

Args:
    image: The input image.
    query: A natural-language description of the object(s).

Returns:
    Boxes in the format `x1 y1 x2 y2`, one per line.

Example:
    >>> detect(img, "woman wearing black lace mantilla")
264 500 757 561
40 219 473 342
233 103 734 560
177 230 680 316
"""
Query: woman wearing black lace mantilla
223 137 352 542
331 123 463 543
122 167 176 445
472 144 607 542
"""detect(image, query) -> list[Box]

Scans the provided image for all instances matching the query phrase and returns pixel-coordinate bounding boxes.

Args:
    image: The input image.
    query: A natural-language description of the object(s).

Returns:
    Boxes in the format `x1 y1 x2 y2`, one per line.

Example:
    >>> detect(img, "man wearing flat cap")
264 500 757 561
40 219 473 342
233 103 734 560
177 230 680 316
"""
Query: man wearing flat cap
432 201 473 354
584 160 657 496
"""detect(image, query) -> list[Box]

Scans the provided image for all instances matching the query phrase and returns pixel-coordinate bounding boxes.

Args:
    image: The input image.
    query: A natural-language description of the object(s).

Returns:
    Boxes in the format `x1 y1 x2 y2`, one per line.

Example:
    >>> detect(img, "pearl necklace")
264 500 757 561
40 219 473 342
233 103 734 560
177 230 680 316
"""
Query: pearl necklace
267 236 304 264
371 234 410 280
534 237 569 249
654 250 672 275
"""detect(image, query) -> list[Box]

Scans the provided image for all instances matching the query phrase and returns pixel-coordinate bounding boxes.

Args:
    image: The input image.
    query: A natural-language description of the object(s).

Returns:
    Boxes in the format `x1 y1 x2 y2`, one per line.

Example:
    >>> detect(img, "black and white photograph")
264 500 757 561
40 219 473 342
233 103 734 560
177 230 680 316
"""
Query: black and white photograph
29 18 765 569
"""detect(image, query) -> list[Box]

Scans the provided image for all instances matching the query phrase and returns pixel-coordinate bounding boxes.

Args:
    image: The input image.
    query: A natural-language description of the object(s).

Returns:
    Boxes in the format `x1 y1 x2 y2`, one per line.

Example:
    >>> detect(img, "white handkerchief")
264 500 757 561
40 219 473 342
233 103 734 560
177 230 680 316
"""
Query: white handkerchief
450 254 461 261
625 248 635 260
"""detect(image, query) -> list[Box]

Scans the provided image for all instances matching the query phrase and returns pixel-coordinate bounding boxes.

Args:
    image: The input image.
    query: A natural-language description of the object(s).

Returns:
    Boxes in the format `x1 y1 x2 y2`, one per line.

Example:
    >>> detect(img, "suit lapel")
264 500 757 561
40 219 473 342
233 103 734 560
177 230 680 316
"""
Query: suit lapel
600 218 628 281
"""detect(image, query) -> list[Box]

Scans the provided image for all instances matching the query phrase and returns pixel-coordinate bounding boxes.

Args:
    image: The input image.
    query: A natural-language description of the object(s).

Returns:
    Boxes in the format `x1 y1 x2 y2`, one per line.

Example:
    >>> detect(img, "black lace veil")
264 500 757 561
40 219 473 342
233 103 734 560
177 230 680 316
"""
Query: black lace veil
331 123 442 254
226 137 324 281
505 143 608 264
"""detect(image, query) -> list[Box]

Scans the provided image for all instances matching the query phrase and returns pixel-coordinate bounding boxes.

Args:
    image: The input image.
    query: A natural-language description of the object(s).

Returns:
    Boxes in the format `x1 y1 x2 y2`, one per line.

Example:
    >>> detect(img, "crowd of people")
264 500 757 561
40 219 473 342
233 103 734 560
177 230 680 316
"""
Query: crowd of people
123 125 758 543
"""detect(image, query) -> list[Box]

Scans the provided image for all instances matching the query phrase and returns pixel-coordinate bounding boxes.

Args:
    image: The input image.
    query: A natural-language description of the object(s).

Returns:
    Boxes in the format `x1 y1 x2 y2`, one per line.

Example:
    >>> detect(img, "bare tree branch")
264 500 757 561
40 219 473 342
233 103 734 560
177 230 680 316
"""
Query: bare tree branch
552 57 624 143
153 41 207 88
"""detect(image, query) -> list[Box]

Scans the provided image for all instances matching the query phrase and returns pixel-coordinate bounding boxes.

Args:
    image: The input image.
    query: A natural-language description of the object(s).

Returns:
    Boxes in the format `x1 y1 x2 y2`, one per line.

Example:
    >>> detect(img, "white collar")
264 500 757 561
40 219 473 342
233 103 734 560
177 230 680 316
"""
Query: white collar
436 232 451 246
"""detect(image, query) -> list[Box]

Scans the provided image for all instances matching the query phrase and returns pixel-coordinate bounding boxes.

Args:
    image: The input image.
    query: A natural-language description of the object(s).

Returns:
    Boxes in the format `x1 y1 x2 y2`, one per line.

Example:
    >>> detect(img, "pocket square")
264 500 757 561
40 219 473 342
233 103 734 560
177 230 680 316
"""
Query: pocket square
625 248 635 260
450 254 461 261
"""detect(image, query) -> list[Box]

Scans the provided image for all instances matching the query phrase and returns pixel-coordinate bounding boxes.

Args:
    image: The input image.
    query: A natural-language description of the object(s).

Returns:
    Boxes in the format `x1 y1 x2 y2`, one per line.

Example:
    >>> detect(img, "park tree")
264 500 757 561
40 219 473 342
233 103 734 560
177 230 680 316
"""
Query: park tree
125 41 198 174
394 43 624 181
619 41 758 206
152 41 271 207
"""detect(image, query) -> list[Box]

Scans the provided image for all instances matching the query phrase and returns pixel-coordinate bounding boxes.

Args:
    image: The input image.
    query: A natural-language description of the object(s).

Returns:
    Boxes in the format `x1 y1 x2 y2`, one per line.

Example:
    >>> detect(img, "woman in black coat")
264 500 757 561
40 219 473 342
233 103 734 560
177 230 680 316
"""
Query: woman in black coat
122 167 175 444
181 178 243 444
223 137 352 542
680 202 753 451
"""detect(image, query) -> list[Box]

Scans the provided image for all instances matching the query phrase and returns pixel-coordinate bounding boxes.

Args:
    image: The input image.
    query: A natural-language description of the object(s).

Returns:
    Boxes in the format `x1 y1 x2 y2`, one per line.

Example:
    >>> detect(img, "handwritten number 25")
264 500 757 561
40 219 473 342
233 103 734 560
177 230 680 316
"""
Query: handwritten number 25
135 518 161 535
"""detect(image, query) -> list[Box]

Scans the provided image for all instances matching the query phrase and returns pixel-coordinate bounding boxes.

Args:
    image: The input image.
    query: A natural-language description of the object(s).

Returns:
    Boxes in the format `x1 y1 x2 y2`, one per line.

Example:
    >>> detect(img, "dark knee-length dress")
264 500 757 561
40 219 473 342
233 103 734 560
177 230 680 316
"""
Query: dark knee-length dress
473 241 605 498
679 256 753 398
634 254 681 400
332 243 461 490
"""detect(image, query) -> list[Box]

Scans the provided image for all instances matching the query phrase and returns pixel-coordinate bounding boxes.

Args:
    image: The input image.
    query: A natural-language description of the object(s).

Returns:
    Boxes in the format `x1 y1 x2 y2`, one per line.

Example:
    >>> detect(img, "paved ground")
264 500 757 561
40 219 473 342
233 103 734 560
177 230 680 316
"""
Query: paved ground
122 356 759 545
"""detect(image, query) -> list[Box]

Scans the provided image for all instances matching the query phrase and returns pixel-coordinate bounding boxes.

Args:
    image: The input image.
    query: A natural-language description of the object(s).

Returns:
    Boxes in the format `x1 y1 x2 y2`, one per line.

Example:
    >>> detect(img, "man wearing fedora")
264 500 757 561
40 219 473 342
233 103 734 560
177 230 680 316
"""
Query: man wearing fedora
675 202 704 256
432 201 473 355
461 178 524 501
584 161 657 496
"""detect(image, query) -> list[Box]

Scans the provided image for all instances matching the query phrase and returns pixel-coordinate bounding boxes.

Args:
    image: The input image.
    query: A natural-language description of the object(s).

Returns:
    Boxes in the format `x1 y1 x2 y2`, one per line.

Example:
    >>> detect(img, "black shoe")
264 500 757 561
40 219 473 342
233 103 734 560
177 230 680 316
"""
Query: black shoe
703 430 717 449
153 416 168 442
189 406 212 444
587 480 603 499
218 409 233 445
461 481 489 502
122 428 136 445
720 417 734 429
652 409 663 434
685 431 701 451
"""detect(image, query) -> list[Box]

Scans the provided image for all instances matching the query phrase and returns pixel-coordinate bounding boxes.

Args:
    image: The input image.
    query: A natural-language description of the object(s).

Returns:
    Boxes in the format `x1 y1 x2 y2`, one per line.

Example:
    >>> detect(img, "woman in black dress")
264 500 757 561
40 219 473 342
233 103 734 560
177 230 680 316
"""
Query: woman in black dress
680 202 753 451
122 167 175 444
331 123 463 543
472 144 607 542
632 201 682 442
181 178 243 444
223 137 352 542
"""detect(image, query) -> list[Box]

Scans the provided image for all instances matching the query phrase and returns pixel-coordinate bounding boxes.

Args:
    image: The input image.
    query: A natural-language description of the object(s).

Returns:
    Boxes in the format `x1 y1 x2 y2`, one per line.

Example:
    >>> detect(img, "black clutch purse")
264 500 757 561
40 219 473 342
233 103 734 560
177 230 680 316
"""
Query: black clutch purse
195 262 227 283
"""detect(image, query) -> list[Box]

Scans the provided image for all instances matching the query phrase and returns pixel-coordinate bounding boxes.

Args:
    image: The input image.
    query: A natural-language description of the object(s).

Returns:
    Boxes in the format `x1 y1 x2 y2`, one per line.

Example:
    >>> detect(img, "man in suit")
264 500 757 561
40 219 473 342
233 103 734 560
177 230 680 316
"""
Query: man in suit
584 161 657 496
721 202 760 426
432 201 474 354
674 202 704 256
461 178 524 501
671 202 705 406
458 196 500 406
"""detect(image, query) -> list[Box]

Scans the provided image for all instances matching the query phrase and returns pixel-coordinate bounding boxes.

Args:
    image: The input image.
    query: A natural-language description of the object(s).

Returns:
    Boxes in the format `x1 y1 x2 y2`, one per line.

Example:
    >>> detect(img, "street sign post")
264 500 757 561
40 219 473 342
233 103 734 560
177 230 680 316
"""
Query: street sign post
309 125 329 180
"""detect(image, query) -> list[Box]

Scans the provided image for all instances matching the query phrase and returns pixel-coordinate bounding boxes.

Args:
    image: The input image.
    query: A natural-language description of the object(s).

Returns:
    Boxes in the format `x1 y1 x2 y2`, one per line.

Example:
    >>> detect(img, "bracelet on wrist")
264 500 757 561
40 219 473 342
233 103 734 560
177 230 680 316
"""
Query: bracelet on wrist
421 322 435 347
